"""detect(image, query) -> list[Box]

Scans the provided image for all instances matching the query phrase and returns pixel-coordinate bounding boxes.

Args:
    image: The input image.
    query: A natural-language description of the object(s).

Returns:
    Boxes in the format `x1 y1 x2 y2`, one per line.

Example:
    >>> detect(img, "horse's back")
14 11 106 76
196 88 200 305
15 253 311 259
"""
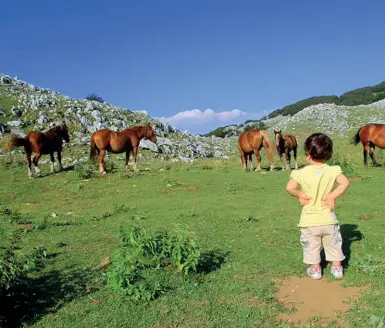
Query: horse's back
26 131 61 154
285 135 298 148
238 130 262 152
366 123 385 148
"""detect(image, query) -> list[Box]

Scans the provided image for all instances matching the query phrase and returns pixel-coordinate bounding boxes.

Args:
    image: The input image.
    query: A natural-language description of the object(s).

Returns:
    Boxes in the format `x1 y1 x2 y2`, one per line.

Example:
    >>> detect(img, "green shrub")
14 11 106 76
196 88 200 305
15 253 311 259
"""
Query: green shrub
327 154 357 178
0 220 25 290
0 209 49 291
107 224 201 301
72 161 95 180
85 93 104 103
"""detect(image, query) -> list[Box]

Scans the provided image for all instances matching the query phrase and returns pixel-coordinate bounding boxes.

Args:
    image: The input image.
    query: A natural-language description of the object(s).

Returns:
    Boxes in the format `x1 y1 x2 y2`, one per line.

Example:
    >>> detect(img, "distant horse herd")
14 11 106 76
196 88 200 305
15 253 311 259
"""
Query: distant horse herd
4 120 385 178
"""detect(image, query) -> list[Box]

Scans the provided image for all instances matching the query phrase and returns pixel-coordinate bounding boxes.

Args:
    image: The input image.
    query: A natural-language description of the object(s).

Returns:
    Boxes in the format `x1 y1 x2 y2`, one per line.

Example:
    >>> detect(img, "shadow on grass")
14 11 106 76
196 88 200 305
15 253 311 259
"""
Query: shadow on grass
196 250 230 274
340 224 363 268
0 268 99 328
320 224 363 270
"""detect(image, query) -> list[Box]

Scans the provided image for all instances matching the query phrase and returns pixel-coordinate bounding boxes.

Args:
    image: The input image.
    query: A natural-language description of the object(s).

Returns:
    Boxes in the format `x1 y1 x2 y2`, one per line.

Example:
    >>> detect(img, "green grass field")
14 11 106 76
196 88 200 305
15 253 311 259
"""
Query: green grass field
0 143 384 328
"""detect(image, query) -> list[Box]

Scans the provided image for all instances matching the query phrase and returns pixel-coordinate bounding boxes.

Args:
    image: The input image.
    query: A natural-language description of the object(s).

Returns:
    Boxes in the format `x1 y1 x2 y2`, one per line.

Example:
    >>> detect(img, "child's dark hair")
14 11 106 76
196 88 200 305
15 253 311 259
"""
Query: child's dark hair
304 133 333 161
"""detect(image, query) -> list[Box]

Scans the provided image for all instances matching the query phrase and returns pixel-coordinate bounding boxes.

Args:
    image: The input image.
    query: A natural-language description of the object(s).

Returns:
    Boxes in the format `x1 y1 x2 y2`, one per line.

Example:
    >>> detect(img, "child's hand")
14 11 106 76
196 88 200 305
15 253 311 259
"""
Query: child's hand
323 194 336 211
299 192 311 206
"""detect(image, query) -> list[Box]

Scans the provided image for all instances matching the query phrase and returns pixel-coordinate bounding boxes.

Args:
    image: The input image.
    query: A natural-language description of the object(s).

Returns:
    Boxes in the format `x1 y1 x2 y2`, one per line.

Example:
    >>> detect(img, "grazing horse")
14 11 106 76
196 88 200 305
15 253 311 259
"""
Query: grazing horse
351 123 385 167
90 124 157 175
273 130 298 170
5 124 70 178
237 129 274 172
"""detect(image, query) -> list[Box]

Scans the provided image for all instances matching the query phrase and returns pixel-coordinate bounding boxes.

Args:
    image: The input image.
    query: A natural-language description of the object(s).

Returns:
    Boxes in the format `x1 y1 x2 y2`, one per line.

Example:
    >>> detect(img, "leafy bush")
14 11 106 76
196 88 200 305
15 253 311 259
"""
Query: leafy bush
327 154 357 178
72 161 95 180
0 220 25 290
85 93 104 103
107 224 201 301
0 210 49 291
243 121 266 132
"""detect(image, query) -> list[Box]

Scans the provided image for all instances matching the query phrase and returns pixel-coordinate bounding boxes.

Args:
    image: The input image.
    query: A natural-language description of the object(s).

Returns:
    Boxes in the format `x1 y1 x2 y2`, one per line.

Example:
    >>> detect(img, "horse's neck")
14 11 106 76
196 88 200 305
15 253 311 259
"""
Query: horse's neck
45 130 59 139
133 127 145 139
278 139 286 151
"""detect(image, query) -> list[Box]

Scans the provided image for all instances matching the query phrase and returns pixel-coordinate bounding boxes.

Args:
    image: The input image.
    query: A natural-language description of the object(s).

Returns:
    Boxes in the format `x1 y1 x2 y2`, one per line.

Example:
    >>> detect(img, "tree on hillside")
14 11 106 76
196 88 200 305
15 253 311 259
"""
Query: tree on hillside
86 93 104 103
243 121 266 132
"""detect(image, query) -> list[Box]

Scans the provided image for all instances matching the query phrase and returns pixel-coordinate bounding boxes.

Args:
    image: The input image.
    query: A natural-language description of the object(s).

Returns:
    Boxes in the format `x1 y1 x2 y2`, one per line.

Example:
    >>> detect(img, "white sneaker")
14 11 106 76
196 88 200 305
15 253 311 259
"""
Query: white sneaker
331 266 344 279
307 267 322 280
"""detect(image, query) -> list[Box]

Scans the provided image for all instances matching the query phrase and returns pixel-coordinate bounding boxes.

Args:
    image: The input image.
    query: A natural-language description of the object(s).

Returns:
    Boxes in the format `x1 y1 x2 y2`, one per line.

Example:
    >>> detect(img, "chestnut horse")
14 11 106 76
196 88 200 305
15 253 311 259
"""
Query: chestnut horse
273 130 298 170
351 123 385 167
5 124 70 178
237 129 274 171
90 124 157 175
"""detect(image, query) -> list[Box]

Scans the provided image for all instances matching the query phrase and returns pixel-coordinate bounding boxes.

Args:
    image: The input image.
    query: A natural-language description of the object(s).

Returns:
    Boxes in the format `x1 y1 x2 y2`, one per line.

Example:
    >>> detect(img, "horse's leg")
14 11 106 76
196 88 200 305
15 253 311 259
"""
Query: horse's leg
132 147 138 171
57 151 63 171
293 147 298 170
50 153 55 173
98 149 107 175
278 152 285 170
26 151 33 178
369 142 378 167
254 149 262 172
32 153 42 176
362 142 369 167
248 154 253 171
125 150 130 171
240 151 247 171
285 149 291 170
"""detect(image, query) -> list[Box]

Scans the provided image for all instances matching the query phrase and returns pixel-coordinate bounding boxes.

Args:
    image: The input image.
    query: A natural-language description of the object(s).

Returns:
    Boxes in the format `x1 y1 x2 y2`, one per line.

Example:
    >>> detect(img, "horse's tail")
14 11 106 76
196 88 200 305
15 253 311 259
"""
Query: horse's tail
4 134 29 152
260 130 274 160
90 136 98 160
350 127 362 145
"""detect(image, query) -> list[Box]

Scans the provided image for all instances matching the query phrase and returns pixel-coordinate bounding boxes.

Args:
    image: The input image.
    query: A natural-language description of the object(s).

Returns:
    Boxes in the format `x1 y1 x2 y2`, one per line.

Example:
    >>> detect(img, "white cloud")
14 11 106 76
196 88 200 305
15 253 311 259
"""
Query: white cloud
158 108 246 126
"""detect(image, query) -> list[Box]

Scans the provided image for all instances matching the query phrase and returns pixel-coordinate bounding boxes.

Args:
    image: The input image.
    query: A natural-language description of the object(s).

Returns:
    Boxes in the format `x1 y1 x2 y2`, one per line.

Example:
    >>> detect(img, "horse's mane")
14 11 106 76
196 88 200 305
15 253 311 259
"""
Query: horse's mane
46 124 67 136
131 124 150 130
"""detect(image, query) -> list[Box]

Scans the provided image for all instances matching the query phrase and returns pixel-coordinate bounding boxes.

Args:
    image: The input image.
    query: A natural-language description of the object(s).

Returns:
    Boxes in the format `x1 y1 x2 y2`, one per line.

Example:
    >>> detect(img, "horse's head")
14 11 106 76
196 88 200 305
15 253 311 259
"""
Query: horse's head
145 124 157 143
60 124 70 143
273 130 283 146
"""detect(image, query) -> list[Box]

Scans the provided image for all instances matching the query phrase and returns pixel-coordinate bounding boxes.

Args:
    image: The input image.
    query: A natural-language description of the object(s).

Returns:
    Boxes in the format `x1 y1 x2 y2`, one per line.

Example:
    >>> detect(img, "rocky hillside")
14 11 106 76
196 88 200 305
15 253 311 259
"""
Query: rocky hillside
210 100 385 140
0 73 235 163
206 83 385 139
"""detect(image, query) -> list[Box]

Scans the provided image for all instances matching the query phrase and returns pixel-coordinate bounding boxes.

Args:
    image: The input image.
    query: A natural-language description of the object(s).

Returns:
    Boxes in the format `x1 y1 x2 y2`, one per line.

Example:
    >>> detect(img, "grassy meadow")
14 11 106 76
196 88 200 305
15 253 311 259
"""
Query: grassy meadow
0 140 384 328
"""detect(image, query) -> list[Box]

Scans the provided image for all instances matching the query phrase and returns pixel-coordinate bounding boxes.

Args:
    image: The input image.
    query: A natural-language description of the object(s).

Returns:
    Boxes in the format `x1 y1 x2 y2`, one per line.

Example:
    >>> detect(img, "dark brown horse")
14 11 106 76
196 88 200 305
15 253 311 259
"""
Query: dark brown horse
237 129 274 172
273 130 298 170
5 124 70 178
351 123 385 167
90 124 157 175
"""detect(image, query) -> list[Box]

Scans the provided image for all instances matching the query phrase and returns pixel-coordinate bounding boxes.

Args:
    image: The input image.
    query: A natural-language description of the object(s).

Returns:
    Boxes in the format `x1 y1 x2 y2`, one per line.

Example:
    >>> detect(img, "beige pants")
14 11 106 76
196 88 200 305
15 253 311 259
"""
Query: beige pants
300 224 345 264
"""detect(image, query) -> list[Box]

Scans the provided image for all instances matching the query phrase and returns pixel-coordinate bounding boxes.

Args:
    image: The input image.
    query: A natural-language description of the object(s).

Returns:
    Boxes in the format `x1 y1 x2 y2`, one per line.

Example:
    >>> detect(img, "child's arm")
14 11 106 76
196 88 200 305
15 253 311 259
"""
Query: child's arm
286 178 311 206
322 174 350 211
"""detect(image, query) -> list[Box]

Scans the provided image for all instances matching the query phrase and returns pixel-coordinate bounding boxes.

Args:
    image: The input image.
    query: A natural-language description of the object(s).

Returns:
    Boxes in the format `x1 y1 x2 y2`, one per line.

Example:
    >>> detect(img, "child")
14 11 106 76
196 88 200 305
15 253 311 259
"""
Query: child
286 133 350 279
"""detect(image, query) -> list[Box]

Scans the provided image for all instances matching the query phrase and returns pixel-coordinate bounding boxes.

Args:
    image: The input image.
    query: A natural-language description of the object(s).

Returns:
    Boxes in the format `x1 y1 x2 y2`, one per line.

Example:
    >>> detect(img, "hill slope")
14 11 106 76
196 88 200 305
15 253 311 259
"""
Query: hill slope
0 73 234 162
206 80 385 138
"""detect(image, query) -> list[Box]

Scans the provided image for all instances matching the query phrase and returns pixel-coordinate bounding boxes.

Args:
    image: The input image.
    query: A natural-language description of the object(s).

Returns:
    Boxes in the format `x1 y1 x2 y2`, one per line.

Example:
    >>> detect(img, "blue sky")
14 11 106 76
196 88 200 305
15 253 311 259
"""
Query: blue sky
2 0 385 134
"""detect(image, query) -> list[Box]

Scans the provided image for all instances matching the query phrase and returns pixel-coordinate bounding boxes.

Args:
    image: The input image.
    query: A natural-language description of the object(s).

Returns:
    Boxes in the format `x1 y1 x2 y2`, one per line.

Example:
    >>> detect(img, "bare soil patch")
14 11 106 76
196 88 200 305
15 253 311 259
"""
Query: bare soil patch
276 276 365 325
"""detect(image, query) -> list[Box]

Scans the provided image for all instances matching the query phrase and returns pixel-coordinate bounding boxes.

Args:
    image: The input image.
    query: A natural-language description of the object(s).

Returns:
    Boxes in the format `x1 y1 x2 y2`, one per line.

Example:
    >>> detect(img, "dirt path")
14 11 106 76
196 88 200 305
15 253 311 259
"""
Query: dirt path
276 276 365 325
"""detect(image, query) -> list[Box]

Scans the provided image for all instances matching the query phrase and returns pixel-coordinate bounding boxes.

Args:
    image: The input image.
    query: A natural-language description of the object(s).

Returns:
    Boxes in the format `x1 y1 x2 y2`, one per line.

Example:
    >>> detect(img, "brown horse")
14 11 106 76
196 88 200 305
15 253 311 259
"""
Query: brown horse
351 123 385 167
5 124 70 178
90 124 157 175
237 129 274 172
273 130 298 170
